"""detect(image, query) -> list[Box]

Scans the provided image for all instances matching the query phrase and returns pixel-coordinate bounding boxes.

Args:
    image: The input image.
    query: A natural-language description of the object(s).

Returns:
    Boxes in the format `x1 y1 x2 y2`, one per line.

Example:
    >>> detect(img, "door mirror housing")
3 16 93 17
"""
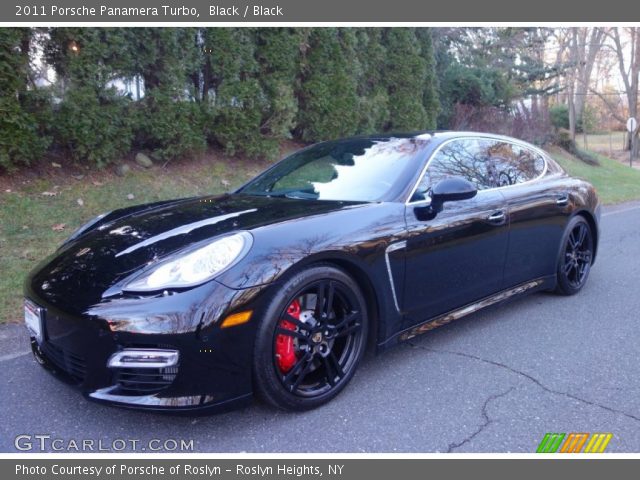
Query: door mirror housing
431 176 478 203
414 176 477 221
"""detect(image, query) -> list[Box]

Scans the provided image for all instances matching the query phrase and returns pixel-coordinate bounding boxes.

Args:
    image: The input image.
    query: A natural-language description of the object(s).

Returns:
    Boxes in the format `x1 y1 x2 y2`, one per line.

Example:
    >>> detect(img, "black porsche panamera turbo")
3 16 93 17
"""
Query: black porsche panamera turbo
25 131 600 412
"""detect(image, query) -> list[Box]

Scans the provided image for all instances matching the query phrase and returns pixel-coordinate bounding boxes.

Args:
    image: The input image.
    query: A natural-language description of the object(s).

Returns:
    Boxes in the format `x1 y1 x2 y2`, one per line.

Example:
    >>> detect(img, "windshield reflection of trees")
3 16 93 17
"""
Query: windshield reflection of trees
247 136 429 201
312 137 428 201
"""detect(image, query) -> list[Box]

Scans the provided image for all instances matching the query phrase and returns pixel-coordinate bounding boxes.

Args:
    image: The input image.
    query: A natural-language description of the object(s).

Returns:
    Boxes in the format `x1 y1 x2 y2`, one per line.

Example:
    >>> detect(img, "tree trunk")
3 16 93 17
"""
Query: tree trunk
574 28 606 124
568 28 579 141
568 92 577 142
202 54 212 103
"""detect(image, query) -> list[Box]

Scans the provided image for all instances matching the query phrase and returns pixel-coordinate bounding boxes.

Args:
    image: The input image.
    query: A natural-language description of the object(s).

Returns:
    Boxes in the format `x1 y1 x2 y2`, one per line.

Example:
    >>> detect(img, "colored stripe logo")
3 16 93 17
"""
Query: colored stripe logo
537 433 612 453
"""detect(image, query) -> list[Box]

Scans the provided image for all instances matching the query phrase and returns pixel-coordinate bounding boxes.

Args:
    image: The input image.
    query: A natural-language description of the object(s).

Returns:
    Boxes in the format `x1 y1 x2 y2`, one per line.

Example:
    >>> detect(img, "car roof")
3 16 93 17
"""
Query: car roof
345 130 541 148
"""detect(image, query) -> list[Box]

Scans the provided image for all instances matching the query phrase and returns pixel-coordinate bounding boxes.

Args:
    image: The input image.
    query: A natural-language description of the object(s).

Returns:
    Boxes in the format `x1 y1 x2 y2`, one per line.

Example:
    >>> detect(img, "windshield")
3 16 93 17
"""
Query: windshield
238 136 430 202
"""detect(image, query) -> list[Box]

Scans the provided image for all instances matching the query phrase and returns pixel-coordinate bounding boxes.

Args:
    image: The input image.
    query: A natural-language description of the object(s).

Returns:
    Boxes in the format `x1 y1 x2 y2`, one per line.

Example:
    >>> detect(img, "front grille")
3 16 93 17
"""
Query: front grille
40 340 86 382
112 366 178 395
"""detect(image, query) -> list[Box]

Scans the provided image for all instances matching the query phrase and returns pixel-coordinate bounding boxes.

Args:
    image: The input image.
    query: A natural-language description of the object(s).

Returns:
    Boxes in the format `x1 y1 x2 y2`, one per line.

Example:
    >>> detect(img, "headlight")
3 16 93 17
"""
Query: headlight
123 232 252 292
61 212 110 247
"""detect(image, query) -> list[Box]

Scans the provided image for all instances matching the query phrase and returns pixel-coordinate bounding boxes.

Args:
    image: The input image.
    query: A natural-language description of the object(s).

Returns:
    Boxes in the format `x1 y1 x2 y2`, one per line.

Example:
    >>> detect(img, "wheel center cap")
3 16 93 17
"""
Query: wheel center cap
311 332 324 344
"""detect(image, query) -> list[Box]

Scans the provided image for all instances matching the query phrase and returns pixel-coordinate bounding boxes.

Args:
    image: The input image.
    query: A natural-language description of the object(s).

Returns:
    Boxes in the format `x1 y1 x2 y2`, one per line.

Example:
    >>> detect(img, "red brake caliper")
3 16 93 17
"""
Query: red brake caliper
276 299 301 373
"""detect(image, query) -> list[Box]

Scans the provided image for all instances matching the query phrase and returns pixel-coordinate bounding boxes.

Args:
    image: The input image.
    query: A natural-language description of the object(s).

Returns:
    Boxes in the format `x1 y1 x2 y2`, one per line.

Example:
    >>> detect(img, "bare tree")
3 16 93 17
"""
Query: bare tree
589 28 640 154
612 28 640 155
562 28 607 142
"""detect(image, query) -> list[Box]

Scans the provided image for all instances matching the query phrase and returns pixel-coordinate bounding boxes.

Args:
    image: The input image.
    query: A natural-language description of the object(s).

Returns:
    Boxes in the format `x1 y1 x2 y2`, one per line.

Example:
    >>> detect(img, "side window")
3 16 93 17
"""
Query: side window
411 138 496 201
485 142 546 186
411 139 548 201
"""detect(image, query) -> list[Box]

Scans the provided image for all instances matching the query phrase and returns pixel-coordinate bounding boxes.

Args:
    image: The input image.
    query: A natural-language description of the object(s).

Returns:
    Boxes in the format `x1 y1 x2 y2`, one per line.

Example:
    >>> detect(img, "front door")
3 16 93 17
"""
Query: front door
401 137 511 325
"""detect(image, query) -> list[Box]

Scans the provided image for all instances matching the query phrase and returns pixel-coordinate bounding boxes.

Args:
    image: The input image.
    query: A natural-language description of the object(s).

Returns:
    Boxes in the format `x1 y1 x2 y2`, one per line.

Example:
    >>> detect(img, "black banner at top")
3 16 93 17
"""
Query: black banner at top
2 0 639 22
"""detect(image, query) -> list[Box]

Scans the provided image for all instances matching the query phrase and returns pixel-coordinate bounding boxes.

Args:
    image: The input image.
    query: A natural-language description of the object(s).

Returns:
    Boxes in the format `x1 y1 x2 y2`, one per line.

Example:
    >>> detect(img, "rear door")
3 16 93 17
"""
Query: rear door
490 142 570 287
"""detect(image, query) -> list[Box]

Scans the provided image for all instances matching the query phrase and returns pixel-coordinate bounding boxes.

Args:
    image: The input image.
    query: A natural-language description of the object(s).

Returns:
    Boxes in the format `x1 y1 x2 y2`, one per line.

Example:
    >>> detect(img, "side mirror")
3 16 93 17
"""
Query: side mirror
414 176 477 221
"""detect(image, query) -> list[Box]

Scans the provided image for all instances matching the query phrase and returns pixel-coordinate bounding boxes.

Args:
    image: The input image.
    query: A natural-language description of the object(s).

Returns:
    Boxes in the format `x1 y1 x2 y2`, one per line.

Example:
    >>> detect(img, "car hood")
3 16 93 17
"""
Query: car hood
27 194 363 310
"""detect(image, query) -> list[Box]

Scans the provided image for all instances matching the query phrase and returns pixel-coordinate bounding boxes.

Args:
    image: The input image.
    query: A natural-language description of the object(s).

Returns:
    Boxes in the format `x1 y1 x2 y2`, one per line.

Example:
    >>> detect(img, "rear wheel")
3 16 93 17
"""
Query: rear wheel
253 265 368 411
555 216 593 295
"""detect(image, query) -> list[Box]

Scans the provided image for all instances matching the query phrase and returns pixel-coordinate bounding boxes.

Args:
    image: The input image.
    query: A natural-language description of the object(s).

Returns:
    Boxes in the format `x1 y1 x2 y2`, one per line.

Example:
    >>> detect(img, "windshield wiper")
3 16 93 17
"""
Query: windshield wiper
261 189 318 200
238 189 319 199
284 191 318 199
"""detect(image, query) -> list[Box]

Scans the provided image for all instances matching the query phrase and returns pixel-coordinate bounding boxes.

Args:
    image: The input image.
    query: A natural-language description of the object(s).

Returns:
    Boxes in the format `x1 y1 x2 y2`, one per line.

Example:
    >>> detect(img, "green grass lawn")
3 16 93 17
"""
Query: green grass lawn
550 146 640 204
0 154 270 324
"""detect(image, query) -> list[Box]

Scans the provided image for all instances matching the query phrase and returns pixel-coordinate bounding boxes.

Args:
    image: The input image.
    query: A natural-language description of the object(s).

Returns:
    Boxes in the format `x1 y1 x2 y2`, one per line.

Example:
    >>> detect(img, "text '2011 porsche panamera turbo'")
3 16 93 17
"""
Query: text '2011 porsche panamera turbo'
24 131 600 413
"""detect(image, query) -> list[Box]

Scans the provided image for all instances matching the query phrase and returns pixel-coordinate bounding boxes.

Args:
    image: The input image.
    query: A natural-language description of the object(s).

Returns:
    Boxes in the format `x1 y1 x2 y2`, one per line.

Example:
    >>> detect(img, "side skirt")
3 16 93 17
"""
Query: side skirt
380 276 554 347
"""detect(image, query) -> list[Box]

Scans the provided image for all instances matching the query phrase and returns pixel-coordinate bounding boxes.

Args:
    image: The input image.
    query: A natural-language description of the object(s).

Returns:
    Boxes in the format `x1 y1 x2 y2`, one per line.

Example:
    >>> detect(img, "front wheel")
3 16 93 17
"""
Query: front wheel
555 216 594 295
253 265 368 411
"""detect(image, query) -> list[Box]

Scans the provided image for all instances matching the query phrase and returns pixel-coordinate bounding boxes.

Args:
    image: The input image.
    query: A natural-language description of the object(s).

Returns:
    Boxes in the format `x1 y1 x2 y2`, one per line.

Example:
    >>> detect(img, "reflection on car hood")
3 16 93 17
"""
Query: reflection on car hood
27 194 363 309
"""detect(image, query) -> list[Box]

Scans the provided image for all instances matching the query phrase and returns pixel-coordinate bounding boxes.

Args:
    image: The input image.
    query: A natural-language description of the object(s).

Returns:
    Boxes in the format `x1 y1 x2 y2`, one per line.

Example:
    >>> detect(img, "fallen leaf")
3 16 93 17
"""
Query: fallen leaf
126 193 135 200
77 198 84 206
52 223 66 231
92 181 103 187
51 162 62 168
41 191 57 197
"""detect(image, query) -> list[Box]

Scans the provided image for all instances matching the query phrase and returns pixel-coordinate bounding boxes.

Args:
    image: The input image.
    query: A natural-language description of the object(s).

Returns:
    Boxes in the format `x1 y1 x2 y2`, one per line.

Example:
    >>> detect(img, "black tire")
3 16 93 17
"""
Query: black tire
555 216 594 295
253 265 368 411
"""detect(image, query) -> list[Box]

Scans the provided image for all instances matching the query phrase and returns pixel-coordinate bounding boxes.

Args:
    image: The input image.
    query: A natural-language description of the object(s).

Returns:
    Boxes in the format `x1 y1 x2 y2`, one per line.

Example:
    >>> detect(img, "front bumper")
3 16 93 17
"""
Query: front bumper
25 280 268 413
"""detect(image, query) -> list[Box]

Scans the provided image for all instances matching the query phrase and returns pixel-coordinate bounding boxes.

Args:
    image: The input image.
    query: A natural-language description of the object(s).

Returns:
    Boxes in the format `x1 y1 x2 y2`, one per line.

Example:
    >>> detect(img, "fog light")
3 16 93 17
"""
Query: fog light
107 349 179 369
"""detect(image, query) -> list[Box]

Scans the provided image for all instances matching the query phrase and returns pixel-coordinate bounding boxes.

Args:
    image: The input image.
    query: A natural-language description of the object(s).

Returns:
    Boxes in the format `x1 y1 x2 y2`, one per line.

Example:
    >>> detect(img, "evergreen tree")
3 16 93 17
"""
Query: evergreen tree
383 28 428 131
203 28 272 158
254 28 301 145
352 28 389 133
120 28 206 160
416 29 440 129
297 28 359 141
0 28 50 169
117 28 200 93
44 28 135 166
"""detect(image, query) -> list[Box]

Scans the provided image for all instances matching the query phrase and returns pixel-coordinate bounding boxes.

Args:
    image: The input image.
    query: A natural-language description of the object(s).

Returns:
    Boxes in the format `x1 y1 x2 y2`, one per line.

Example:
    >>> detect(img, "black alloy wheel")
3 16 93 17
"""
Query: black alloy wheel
556 216 593 295
253 265 368 411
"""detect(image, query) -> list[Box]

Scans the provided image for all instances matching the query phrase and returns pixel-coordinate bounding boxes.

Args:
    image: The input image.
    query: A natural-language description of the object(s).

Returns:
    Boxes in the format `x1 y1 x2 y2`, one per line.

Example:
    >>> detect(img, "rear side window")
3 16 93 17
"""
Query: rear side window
486 142 546 187
411 138 546 201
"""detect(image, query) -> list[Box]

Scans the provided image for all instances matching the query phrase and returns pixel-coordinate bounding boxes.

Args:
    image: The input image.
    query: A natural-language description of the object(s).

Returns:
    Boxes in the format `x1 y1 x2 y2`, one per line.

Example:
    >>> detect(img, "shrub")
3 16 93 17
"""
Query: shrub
135 88 207 161
550 104 570 130
0 96 50 170
53 87 133 167
212 79 278 159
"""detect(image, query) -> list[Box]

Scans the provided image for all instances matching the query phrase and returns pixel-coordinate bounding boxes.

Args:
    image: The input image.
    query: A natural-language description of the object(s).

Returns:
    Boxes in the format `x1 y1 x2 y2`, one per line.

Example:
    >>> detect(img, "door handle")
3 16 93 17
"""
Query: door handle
556 194 569 206
486 211 506 224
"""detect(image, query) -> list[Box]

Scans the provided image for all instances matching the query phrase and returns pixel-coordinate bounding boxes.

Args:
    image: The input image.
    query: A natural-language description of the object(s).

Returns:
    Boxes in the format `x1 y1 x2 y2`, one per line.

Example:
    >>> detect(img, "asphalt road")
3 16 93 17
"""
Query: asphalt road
2 201 640 453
